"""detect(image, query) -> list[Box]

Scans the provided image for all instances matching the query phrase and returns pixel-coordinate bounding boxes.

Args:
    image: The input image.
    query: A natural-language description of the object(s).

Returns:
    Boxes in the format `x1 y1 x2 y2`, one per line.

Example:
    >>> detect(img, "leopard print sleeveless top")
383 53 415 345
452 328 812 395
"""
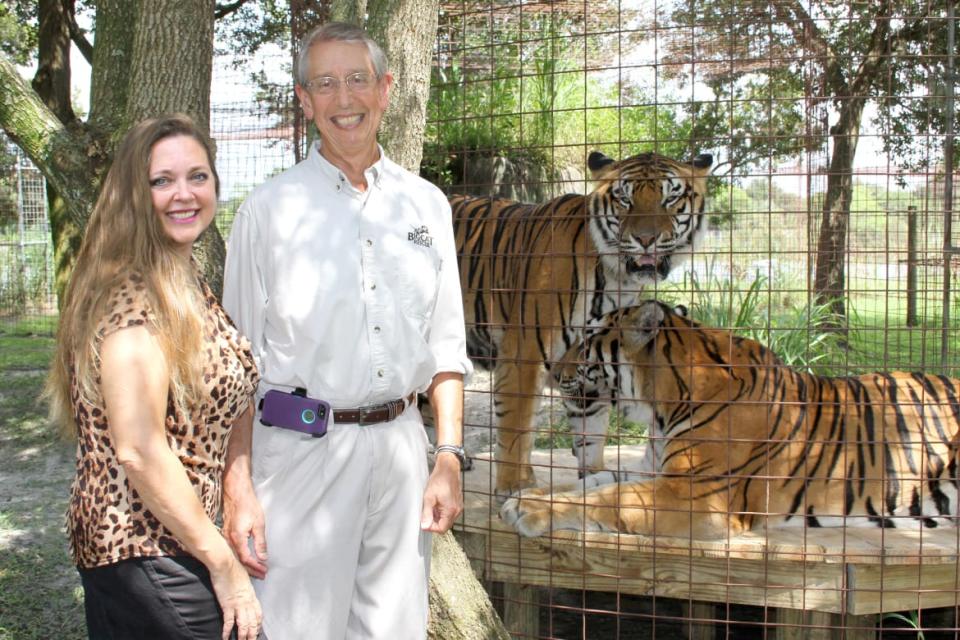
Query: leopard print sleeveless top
66 271 259 568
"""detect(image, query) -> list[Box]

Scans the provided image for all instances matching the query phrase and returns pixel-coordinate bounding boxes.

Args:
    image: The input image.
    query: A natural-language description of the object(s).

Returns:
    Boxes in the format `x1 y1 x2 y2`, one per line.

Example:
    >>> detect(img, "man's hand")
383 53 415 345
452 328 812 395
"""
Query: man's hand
223 474 269 579
420 453 464 533
223 403 267 578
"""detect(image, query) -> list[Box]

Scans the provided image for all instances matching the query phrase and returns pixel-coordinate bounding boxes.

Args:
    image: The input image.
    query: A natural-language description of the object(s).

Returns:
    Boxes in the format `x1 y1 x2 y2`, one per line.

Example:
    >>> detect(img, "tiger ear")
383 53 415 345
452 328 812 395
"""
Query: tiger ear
622 301 665 349
588 151 616 179
690 153 713 172
673 303 689 318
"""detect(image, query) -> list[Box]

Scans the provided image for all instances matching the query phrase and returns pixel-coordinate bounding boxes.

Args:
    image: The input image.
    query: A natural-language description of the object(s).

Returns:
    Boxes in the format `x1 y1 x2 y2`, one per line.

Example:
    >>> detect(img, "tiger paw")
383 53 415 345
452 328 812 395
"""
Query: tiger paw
499 489 553 537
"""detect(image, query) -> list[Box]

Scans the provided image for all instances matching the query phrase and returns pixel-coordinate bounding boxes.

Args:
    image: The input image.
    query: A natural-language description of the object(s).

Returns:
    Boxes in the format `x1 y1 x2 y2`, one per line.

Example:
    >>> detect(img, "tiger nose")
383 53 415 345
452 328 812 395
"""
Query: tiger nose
635 234 657 249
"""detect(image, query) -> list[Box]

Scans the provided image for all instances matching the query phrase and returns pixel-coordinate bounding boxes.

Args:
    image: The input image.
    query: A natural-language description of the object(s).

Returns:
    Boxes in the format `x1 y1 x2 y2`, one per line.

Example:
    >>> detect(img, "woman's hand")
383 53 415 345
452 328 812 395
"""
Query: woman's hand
209 555 263 640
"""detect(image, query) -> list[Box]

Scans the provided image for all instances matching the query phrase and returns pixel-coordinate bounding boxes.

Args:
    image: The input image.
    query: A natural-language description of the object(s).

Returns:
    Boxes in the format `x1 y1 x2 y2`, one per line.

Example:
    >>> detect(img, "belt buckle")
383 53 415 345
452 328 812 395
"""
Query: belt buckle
358 405 376 426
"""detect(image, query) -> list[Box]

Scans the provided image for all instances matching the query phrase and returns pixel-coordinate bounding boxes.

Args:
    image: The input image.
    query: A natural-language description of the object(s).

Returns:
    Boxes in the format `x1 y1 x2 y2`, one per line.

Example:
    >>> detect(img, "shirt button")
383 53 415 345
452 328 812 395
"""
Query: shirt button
377 369 384 377
374 326 381 333
370 283 376 290
366 239 373 247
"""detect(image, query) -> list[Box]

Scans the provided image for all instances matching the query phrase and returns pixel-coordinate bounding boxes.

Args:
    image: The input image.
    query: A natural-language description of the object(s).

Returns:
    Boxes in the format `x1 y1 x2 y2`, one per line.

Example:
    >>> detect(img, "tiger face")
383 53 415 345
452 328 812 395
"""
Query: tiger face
553 302 690 414
586 151 712 285
503 300 960 537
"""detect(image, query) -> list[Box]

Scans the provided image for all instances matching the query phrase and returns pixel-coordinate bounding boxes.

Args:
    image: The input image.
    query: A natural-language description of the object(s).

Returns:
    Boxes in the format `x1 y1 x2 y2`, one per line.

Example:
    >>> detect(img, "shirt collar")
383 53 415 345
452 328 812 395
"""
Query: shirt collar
309 141 386 193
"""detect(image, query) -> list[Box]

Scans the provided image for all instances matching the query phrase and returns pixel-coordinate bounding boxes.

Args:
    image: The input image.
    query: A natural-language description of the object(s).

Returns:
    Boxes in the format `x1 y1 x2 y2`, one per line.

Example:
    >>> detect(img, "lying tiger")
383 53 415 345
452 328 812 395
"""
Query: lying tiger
501 300 960 537
452 151 713 494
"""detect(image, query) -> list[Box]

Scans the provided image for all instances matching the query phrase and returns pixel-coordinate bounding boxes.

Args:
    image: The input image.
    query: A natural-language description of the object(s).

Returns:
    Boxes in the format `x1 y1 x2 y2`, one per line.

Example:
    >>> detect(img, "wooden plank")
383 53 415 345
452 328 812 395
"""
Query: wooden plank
683 601 717 640
456 446 960 618
484 525 848 612
772 611 878 640
502 583 540 639
773 609 832 640
846 562 960 615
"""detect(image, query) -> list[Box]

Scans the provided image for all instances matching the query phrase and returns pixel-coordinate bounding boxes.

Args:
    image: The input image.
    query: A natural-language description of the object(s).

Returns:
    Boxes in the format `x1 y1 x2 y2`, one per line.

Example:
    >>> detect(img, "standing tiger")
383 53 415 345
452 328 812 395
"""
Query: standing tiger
501 300 960 537
452 150 713 494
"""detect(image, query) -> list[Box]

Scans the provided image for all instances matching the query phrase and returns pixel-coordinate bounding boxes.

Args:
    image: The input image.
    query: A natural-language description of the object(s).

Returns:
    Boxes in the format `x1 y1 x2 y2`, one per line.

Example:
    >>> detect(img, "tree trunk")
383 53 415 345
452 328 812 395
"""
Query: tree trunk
429 532 510 640
366 0 440 171
126 0 214 132
89 0 138 136
813 96 864 319
32 0 76 124
330 0 367 28
810 0 891 322
33 0 81 307
124 0 225 296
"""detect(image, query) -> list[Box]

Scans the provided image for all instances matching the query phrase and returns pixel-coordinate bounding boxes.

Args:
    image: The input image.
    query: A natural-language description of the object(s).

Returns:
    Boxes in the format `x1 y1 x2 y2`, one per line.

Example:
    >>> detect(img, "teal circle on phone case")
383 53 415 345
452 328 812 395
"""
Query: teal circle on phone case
301 408 316 424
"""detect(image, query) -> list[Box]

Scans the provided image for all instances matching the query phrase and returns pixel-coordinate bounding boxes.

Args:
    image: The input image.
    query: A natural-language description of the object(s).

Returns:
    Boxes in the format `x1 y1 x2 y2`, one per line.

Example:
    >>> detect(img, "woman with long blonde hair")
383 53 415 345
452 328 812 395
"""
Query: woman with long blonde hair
48 114 262 640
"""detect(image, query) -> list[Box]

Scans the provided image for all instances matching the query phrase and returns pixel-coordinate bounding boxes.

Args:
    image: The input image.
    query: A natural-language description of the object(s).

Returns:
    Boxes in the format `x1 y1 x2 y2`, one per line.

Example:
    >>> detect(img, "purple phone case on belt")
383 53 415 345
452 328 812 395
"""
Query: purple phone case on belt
259 389 330 437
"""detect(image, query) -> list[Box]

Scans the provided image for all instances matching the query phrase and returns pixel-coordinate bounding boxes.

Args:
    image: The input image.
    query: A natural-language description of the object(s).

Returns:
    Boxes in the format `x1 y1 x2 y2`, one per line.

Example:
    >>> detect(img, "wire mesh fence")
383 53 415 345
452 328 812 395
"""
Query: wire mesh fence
432 2 960 639
2 2 959 637
0 137 55 330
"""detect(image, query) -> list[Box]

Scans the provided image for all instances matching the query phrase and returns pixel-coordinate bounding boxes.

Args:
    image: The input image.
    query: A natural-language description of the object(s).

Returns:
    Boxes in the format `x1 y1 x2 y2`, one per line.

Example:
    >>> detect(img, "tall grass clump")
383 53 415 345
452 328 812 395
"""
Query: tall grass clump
683 265 847 373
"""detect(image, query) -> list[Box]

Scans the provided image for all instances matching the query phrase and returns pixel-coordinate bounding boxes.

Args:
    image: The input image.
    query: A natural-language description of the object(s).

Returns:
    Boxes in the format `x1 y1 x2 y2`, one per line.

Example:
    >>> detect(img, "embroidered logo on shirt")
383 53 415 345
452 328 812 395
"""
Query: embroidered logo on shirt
408 225 433 248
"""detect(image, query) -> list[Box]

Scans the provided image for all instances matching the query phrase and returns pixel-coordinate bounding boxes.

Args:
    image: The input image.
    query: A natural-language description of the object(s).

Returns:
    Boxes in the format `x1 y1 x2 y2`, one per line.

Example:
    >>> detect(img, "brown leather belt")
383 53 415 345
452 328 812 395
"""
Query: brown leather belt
333 393 416 426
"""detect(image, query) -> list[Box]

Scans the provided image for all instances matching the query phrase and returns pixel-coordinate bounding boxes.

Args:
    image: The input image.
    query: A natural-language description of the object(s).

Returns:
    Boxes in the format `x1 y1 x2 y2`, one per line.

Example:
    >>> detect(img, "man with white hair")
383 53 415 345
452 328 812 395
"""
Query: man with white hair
222 21 472 639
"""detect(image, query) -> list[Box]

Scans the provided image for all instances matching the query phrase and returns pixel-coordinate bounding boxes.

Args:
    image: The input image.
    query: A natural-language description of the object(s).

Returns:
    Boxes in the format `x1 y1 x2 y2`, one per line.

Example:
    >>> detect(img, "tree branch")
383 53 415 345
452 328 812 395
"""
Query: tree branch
66 0 93 64
769 1 832 63
0 51 104 226
847 0 893 98
215 0 251 19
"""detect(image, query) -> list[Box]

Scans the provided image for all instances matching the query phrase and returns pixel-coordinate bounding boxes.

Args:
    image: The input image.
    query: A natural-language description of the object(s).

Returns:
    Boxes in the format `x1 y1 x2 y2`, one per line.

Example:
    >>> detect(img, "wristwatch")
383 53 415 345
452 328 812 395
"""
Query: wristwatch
434 443 466 466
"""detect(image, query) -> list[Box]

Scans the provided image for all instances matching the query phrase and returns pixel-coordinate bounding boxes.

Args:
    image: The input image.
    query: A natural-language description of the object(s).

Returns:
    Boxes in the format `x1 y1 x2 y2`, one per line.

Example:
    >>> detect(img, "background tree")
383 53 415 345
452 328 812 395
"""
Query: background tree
663 0 956 319
0 0 222 294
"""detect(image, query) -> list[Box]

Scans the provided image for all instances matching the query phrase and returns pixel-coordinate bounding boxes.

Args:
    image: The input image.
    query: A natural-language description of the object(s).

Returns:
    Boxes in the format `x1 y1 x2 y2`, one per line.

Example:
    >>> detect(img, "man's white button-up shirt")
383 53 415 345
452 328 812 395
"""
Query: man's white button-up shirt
223 142 472 409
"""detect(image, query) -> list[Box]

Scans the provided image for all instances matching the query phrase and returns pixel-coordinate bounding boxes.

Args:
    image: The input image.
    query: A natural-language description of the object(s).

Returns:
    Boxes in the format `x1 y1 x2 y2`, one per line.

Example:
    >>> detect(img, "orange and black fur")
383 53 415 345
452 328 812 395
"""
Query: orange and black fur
451 151 712 494
501 300 960 536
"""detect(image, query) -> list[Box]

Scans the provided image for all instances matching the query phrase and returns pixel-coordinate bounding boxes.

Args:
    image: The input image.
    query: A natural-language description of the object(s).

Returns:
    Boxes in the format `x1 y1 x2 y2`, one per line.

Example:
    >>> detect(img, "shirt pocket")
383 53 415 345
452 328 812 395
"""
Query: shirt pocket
397 245 442 324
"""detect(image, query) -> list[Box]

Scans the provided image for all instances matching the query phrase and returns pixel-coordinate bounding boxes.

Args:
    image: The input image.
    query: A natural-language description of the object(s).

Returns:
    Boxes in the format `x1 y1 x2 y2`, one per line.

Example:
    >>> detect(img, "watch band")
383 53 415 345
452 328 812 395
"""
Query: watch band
434 444 466 466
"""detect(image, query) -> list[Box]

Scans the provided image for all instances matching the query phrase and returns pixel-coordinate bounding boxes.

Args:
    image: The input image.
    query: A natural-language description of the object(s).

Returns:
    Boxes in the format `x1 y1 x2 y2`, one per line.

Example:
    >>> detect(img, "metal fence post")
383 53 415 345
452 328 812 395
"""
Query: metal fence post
942 0 957 366
907 205 918 327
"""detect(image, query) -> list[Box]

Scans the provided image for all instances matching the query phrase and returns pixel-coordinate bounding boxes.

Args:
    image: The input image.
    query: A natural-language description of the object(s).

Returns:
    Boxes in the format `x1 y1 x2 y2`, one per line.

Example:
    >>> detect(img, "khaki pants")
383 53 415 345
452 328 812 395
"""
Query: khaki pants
251 403 431 639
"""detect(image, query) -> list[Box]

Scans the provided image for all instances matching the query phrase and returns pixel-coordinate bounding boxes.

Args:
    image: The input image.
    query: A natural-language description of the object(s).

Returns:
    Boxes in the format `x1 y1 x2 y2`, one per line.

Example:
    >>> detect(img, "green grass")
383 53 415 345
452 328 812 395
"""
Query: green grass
0 335 55 371
0 334 84 640
843 298 960 377
0 315 57 338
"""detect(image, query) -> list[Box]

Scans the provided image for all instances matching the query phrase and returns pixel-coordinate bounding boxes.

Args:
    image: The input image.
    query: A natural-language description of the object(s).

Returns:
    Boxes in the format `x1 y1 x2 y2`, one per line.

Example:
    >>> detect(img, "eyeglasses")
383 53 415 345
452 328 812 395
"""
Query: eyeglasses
303 72 376 96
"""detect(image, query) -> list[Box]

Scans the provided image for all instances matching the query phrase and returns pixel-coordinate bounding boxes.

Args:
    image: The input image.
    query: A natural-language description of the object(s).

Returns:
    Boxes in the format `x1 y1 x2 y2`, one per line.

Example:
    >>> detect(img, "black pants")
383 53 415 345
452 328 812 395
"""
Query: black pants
79 555 237 640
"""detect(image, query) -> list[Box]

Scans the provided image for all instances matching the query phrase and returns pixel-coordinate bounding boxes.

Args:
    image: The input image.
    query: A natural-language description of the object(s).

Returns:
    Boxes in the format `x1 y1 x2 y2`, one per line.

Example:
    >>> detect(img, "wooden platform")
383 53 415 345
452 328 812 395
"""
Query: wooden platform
453 447 960 639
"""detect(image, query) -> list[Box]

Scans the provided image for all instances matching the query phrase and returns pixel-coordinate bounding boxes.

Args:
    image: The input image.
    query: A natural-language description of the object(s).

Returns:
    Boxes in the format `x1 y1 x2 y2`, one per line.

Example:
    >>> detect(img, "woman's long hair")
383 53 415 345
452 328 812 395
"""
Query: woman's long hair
47 114 220 437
